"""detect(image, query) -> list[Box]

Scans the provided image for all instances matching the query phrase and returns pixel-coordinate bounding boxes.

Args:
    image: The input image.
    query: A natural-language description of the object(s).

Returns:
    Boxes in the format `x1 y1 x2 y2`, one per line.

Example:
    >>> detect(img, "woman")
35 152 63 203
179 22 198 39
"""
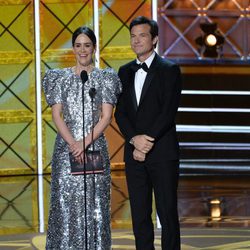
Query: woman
42 26 121 249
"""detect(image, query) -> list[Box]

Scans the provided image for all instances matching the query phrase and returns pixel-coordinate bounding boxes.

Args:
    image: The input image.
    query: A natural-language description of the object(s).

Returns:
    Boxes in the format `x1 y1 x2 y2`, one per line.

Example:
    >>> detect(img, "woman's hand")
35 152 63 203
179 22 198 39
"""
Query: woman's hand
69 140 87 164
69 140 84 157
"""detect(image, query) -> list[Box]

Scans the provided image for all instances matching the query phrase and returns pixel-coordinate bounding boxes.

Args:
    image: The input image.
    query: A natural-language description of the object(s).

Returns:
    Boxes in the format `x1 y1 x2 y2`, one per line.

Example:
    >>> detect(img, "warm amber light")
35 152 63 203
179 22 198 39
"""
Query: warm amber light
210 198 220 205
205 34 217 46
210 199 221 221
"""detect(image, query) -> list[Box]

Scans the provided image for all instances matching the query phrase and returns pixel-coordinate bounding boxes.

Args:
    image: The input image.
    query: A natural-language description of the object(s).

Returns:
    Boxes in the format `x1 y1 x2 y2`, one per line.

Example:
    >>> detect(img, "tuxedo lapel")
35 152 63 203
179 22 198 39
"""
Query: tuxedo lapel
139 54 159 106
128 61 138 111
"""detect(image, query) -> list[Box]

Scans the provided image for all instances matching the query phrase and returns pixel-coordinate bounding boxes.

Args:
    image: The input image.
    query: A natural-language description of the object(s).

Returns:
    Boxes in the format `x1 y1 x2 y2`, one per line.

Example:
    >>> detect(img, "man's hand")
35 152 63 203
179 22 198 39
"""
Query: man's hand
133 148 146 162
132 135 155 154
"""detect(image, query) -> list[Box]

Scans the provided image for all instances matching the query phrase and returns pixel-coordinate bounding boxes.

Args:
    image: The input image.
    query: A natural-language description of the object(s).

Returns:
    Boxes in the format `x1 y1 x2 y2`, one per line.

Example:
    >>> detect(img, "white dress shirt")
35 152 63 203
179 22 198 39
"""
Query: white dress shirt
134 52 155 105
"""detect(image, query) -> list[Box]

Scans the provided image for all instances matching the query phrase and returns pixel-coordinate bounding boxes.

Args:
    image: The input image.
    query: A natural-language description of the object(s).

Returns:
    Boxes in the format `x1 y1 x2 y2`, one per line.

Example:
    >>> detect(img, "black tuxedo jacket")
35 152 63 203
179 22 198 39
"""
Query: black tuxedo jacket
115 53 182 164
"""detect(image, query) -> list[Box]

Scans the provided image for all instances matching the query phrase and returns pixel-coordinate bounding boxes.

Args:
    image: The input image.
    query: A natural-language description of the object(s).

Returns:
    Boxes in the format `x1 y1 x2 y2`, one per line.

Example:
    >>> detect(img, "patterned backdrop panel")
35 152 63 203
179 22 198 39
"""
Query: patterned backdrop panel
0 175 39 234
0 0 36 175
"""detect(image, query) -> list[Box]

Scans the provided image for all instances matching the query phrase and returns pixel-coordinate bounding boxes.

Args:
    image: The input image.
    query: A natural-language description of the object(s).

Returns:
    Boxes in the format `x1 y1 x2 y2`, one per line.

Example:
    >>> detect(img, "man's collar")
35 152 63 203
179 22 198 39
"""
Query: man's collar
136 51 156 68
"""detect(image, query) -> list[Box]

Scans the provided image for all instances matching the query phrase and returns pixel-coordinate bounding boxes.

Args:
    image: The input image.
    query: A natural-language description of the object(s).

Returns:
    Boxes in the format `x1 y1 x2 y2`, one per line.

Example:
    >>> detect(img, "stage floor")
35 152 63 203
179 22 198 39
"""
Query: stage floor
0 228 250 249
1 172 250 249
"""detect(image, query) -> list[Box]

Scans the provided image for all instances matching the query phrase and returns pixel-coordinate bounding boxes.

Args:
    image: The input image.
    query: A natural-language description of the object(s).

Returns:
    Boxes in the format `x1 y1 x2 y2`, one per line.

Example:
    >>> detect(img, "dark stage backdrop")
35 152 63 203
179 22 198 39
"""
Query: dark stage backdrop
177 69 250 173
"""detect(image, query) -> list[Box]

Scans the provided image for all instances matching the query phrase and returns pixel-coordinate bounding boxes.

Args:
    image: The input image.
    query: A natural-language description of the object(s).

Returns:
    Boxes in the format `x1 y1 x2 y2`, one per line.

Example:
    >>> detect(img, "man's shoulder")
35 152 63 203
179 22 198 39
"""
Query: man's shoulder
155 56 181 76
119 60 135 71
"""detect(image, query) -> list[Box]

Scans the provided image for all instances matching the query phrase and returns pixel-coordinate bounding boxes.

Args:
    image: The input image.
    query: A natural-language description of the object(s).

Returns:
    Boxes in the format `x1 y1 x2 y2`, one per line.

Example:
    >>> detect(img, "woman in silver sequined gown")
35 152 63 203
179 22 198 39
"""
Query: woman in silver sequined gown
42 27 121 250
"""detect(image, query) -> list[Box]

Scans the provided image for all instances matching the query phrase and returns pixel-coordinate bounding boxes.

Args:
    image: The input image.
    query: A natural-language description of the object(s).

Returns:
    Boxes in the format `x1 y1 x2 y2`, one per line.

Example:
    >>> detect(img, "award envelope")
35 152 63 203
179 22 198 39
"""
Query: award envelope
69 150 104 175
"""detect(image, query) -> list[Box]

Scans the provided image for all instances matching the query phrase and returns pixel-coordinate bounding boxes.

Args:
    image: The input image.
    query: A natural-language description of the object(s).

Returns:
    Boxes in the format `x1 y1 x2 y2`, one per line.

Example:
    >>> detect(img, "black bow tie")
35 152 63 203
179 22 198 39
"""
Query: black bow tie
131 62 149 72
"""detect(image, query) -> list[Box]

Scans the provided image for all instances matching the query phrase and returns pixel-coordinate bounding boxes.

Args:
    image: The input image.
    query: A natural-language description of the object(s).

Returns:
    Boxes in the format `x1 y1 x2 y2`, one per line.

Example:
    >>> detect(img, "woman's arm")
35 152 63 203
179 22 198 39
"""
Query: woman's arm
52 103 113 161
52 104 83 157
85 103 113 147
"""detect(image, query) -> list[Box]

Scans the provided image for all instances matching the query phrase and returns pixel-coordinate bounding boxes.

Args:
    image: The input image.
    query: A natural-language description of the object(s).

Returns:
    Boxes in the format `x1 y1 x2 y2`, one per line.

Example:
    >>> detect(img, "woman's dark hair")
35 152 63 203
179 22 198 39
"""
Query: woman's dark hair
129 16 158 39
72 26 96 47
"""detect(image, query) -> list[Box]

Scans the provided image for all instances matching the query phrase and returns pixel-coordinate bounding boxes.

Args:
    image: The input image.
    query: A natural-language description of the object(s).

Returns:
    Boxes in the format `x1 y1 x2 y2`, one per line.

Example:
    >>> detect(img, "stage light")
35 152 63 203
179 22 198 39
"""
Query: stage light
195 22 224 58
210 199 222 222
205 34 217 46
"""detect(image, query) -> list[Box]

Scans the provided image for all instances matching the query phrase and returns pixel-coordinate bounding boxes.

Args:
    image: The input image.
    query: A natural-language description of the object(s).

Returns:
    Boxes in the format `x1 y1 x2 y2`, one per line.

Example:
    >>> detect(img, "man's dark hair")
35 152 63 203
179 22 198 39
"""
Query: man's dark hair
129 16 158 39
72 26 96 47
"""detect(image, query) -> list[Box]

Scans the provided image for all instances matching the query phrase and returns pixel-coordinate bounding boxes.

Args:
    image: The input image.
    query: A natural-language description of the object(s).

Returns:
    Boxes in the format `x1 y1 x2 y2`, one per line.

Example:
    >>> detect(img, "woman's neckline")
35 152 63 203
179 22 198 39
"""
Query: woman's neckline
71 66 96 77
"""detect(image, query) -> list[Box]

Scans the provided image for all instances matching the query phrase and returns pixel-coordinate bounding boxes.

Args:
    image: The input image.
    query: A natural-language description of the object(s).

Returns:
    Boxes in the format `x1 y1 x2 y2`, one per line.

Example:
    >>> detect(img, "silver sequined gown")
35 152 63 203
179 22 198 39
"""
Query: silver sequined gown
42 67 121 250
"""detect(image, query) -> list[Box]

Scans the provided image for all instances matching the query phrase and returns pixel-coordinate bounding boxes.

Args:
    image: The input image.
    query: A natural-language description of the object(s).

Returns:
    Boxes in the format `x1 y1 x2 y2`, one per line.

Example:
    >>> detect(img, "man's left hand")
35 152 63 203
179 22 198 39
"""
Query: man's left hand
133 148 146 162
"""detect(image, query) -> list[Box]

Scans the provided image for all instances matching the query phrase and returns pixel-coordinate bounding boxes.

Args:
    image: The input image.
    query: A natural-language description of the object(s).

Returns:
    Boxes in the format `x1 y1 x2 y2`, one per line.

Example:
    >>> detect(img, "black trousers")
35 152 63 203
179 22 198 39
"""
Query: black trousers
125 160 180 250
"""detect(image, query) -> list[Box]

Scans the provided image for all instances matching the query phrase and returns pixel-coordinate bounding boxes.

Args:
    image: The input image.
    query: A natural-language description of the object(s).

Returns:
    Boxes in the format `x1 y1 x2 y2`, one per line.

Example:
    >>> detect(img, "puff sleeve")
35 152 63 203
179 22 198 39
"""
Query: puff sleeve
101 68 122 106
42 69 63 107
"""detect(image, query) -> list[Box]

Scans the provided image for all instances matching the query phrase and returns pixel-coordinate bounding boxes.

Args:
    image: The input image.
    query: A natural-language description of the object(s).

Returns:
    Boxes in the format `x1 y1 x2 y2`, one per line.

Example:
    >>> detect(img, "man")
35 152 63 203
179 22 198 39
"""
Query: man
114 16 182 250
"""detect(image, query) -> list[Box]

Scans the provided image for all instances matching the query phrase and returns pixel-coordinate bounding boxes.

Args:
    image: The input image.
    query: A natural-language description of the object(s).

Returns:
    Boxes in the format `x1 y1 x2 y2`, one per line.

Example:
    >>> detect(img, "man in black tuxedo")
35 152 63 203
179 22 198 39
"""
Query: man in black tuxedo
114 16 182 250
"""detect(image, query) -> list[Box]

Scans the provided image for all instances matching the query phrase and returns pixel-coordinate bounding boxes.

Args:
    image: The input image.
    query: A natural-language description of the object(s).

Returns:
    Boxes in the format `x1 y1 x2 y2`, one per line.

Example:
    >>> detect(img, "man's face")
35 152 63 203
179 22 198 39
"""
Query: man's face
130 23 158 60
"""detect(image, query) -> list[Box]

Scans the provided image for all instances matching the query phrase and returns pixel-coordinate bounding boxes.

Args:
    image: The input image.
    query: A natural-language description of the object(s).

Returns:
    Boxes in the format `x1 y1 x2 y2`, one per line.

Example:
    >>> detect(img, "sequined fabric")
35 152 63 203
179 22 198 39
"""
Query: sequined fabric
42 67 121 250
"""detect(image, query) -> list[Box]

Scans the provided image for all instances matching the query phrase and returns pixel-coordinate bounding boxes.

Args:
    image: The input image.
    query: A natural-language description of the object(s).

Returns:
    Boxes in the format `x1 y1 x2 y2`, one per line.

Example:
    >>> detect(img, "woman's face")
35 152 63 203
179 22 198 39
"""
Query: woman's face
73 33 95 66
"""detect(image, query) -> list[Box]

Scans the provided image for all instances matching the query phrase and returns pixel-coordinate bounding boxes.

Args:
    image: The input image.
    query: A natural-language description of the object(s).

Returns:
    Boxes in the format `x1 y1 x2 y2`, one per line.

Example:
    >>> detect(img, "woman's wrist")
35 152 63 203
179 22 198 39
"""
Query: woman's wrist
84 137 91 149
69 140 76 147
